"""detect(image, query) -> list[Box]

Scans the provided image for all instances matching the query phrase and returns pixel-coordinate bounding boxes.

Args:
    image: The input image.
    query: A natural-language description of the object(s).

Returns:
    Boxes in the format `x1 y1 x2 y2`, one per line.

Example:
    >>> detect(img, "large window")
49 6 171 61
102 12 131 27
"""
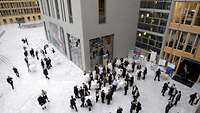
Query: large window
177 32 187 50
55 0 60 19
50 0 55 18
172 2 198 25
67 0 73 23
99 0 106 24
46 0 51 16
194 7 200 26
60 0 66 22
185 33 196 53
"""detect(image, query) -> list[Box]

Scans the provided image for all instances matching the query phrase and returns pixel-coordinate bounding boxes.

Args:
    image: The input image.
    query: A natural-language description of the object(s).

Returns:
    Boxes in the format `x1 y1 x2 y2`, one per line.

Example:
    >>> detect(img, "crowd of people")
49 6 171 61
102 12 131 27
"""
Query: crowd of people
68 57 150 113
4 38 199 113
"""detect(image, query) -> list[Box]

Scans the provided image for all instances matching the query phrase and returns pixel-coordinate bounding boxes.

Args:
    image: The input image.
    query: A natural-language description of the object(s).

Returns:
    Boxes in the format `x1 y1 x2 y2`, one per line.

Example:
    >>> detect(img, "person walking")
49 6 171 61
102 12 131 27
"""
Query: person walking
7 76 14 89
101 90 105 103
154 68 161 81
70 96 78 112
161 82 170 96
174 91 181 106
142 67 147 80
12 67 19 77
189 92 197 105
165 101 173 113
43 68 50 79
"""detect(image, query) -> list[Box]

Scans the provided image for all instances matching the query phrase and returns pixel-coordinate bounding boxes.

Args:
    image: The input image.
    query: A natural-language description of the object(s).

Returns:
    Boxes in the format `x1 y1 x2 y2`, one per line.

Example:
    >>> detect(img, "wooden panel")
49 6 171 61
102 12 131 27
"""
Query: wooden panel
170 23 200 33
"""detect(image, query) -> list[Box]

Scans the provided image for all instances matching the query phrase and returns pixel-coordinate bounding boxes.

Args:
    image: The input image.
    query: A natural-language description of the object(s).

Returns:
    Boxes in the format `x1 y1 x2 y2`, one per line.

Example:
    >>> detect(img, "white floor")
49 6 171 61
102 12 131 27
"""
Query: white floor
0 23 199 113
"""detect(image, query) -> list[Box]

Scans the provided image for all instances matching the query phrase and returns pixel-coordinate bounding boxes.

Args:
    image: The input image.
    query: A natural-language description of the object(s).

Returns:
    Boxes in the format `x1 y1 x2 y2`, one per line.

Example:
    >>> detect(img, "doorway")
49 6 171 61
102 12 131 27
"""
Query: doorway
89 34 114 69
176 58 200 83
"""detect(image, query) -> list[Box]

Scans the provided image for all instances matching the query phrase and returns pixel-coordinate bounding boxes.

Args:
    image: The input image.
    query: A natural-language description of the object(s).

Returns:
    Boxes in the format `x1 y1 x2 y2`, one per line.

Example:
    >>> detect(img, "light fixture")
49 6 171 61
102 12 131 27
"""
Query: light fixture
141 14 144 18
143 32 146 35
147 13 149 17
139 33 142 37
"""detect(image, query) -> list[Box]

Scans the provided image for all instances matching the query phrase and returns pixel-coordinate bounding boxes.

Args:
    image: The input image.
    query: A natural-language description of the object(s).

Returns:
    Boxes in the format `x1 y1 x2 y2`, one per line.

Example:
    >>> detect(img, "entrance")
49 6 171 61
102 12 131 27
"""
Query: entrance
177 58 200 83
67 34 82 69
89 34 113 69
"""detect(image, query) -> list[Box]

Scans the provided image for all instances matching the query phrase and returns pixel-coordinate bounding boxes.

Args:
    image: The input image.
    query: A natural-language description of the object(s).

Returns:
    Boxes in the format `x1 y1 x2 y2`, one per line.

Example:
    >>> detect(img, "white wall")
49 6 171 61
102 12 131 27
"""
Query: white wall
81 0 140 70
39 0 86 70
39 0 140 71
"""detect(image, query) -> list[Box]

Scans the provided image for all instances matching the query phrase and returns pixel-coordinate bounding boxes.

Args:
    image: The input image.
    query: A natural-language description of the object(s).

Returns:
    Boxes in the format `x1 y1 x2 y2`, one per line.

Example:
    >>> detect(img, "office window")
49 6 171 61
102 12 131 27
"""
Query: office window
99 0 106 24
194 7 200 26
55 0 60 19
46 0 51 16
60 0 66 22
67 0 73 23
50 0 55 18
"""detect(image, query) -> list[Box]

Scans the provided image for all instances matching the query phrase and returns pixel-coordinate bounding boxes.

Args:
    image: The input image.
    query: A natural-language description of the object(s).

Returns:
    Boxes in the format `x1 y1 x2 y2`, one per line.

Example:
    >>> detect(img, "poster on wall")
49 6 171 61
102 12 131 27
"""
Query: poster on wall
48 22 65 54
150 51 157 62
159 59 166 66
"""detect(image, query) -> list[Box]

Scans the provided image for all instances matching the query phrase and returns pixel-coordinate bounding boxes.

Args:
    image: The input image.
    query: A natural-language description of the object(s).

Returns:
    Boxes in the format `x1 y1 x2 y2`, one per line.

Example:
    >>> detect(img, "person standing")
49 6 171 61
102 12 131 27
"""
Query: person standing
161 82 170 96
116 106 123 113
79 87 84 98
41 59 45 69
7 76 14 89
142 67 147 80
12 67 19 77
189 92 197 105
124 81 129 95
168 84 175 97
137 70 142 80
95 90 99 103
70 96 78 112
42 90 50 102
24 57 30 72
106 92 112 105
43 68 50 79
174 91 181 106
24 50 28 57
154 68 161 81
136 102 142 113
130 99 137 113
35 50 39 60
80 96 85 107
101 90 105 103
30 48 35 58
74 85 79 98
86 98 93 111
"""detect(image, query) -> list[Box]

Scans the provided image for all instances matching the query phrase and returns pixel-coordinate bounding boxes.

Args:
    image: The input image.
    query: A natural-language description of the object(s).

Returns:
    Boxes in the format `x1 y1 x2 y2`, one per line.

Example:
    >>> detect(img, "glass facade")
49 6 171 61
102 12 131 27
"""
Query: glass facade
136 31 163 54
172 2 200 26
140 0 171 10
166 29 200 54
136 0 171 54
